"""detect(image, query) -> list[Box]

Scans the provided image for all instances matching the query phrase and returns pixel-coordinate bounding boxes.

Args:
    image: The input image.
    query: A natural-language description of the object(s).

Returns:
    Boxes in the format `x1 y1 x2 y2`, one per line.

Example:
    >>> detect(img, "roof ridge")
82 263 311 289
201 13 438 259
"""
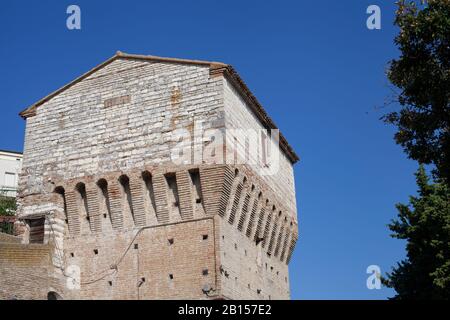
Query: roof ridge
117 51 229 68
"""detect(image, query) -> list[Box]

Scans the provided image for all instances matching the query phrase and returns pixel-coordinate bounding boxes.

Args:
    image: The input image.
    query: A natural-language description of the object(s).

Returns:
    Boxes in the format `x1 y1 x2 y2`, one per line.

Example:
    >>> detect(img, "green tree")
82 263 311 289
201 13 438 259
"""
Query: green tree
383 166 450 299
383 0 450 183
0 192 16 234
0 194 16 216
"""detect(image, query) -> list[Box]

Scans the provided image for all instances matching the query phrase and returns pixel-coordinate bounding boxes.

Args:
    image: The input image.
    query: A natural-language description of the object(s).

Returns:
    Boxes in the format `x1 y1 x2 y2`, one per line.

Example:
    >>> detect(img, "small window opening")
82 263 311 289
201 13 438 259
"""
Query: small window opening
27 218 45 244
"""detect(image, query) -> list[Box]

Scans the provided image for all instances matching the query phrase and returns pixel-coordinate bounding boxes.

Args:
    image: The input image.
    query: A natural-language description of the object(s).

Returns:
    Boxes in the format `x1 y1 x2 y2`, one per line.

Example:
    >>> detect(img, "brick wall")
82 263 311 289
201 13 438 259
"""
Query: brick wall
64 218 216 299
0 232 21 243
0 242 61 300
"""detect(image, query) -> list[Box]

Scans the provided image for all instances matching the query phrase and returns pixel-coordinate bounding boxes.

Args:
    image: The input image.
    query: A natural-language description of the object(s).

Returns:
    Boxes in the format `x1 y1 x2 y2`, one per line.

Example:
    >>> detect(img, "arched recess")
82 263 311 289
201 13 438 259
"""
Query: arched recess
142 171 157 224
97 179 113 230
75 182 92 233
47 291 63 300
54 186 69 234
118 175 135 226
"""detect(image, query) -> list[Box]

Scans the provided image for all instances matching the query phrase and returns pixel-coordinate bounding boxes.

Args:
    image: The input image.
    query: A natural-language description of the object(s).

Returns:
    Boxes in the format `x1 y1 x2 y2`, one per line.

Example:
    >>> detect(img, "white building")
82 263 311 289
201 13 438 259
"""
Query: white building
0 150 23 197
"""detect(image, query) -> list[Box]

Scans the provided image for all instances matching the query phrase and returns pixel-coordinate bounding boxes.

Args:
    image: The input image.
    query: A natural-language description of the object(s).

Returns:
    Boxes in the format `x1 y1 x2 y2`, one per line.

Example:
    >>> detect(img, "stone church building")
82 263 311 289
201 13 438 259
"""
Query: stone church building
0 52 299 300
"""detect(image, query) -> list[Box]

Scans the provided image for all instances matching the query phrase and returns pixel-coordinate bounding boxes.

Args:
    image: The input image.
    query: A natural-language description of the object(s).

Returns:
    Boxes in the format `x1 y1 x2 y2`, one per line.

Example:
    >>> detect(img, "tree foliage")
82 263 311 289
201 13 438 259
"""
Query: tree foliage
383 0 450 183
0 193 16 235
383 166 450 299
0 194 16 216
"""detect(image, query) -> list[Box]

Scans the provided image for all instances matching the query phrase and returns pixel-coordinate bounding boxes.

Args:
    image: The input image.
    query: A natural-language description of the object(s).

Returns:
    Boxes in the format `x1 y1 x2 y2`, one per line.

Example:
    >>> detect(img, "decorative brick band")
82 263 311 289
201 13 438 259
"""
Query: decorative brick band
245 193 261 238
107 180 124 230
86 185 101 233
237 193 251 231
65 190 80 235
28 164 298 265
129 175 146 227
176 171 194 221
153 174 169 224
286 232 299 264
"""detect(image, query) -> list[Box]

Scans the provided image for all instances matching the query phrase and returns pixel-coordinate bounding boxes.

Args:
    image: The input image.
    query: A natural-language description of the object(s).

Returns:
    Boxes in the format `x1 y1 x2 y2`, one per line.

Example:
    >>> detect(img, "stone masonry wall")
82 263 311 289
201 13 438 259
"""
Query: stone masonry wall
19 58 224 196
11 55 299 300
223 79 297 216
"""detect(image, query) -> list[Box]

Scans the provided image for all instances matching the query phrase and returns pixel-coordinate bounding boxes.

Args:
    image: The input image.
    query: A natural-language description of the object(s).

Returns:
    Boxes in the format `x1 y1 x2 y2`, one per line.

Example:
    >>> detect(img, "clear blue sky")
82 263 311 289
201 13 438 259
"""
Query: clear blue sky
0 1 418 299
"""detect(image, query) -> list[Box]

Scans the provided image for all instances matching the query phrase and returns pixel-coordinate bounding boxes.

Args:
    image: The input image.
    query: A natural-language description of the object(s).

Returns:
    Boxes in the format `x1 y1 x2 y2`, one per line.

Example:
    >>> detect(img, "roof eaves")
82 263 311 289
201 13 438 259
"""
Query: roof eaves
0 149 23 155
